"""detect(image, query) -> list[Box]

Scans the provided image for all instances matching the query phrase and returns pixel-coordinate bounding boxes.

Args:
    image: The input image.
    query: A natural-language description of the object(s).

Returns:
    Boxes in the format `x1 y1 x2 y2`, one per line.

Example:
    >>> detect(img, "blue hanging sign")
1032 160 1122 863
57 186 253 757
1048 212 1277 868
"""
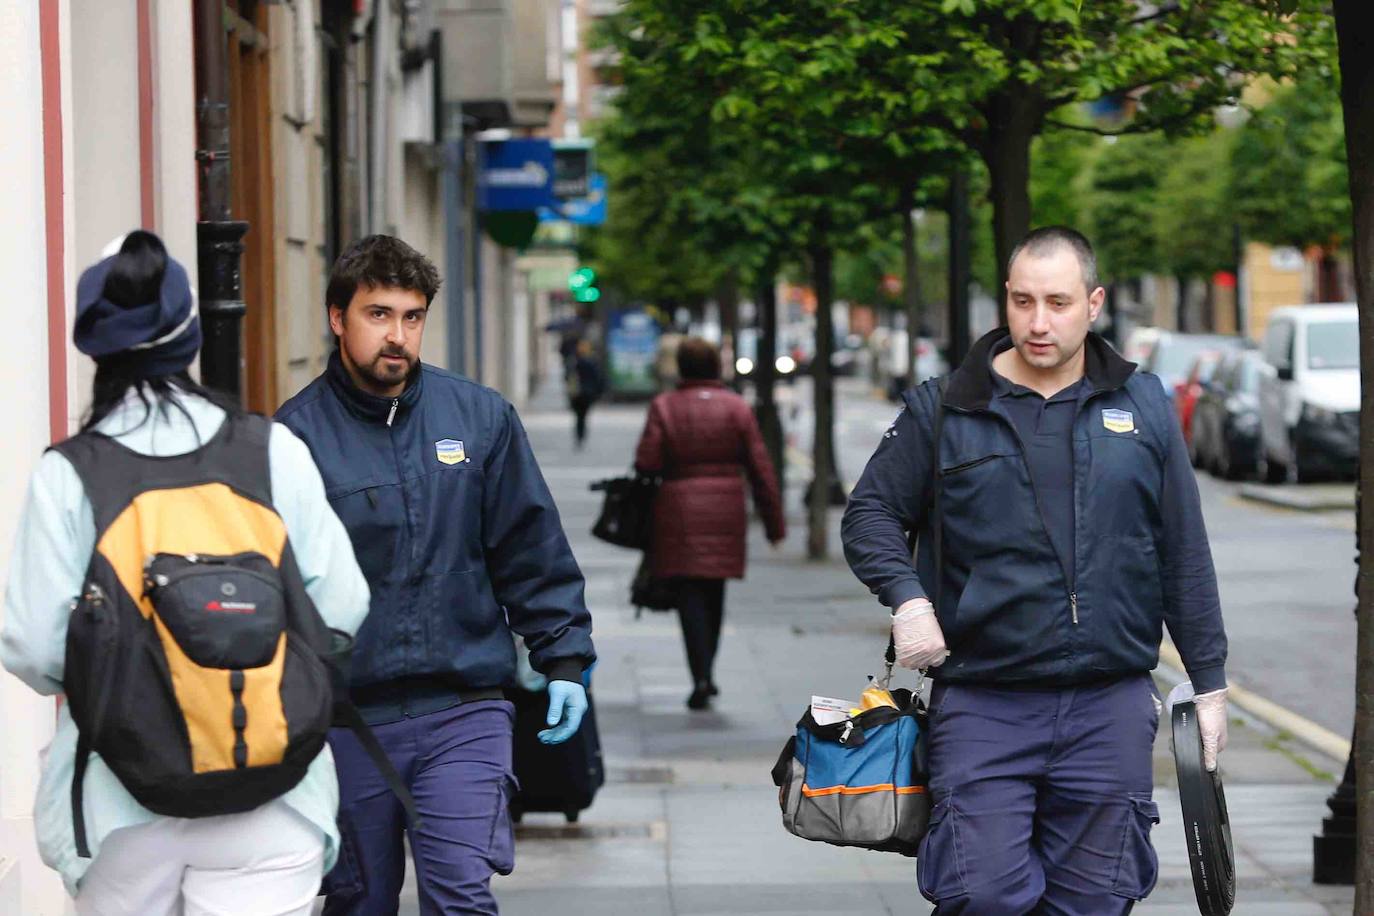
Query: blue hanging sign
538 172 608 225
478 139 556 211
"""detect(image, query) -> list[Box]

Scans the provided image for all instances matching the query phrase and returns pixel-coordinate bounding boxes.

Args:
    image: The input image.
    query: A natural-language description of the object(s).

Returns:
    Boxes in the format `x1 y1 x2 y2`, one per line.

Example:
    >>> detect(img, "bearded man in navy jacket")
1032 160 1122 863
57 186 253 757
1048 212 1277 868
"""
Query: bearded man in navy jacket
278 235 595 915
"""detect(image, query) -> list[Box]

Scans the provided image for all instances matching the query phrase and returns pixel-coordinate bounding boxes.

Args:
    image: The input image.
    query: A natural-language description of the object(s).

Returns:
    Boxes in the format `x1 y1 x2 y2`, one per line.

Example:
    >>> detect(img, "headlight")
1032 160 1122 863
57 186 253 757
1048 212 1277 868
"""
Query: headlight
775 355 797 374
735 357 754 375
1302 403 1338 425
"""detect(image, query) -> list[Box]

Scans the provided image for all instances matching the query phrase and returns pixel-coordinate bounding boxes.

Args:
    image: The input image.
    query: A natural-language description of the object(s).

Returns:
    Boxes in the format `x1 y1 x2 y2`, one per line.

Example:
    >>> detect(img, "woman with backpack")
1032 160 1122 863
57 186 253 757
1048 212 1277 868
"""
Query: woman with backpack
0 231 369 914
633 337 786 710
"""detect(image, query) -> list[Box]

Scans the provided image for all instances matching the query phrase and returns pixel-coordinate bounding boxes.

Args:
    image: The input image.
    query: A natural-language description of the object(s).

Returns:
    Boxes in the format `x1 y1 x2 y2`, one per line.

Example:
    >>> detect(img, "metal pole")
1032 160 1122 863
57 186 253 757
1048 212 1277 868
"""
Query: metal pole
194 0 247 402
473 203 485 384
443 135 467 376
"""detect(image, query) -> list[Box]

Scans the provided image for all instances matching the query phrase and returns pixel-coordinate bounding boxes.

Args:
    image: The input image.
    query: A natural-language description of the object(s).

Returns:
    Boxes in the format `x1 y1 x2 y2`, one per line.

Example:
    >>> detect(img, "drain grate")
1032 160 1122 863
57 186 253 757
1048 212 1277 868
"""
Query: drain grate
514 821 661 841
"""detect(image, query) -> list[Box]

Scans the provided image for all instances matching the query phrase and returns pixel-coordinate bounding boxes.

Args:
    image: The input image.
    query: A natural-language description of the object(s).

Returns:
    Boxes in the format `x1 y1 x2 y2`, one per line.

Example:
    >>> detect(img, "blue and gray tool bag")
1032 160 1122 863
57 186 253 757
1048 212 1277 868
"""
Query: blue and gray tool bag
770 686 930 856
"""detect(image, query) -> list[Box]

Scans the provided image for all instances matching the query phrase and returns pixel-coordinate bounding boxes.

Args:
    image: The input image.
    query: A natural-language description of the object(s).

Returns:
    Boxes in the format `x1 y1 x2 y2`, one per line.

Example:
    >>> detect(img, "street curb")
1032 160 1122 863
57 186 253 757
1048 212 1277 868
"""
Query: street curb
1237 483 1355 512
1159 640 1351 764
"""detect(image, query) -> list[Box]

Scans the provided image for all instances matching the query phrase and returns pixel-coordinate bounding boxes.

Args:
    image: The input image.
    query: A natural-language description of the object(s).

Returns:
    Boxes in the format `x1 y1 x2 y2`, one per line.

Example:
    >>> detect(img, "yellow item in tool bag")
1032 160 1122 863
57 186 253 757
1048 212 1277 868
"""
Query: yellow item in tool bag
860 679 898 711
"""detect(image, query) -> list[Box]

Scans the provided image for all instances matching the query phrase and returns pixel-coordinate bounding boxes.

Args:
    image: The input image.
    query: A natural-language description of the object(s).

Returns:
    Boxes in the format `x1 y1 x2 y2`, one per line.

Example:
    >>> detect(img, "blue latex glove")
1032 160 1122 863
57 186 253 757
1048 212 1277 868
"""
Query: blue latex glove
539 680 588 745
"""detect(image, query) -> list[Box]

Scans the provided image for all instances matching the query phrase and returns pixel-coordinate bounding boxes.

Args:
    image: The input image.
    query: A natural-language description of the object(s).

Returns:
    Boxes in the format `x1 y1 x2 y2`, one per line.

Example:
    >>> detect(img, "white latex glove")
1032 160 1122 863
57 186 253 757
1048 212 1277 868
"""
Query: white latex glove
891 598 950 670
1193 687 1229 772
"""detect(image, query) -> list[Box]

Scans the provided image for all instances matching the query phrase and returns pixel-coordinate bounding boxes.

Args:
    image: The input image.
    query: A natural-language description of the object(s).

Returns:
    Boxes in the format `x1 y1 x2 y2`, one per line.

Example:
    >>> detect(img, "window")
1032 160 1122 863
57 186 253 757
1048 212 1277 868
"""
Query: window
1306 321 1359 371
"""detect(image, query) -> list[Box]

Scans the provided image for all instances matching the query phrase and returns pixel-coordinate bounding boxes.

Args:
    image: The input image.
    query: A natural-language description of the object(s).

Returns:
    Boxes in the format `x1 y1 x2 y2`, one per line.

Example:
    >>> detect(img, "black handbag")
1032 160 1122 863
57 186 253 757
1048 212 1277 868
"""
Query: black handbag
590 475 657 549
630 554 678 612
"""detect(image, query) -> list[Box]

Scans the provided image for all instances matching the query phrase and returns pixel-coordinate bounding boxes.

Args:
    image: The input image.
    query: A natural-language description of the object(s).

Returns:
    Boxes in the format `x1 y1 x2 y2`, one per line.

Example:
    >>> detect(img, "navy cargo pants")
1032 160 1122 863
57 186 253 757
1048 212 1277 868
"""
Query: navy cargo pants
323 700 516 915
918 674 1161 915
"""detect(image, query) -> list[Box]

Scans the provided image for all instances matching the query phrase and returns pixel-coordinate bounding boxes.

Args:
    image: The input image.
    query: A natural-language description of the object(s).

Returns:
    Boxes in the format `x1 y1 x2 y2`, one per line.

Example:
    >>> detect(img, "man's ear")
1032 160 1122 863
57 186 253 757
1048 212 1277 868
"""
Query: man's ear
328 304 345 338
1088 286 1106 322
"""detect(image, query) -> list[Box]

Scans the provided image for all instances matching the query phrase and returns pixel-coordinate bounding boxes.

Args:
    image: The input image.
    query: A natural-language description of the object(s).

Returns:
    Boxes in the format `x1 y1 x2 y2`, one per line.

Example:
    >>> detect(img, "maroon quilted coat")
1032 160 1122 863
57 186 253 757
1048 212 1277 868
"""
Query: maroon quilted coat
634 379 785 580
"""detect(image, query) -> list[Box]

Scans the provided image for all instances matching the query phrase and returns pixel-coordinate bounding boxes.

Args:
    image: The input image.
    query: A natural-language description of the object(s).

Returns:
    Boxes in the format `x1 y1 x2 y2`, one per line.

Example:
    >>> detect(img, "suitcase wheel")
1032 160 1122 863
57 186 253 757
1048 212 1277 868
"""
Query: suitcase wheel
564 809 580 824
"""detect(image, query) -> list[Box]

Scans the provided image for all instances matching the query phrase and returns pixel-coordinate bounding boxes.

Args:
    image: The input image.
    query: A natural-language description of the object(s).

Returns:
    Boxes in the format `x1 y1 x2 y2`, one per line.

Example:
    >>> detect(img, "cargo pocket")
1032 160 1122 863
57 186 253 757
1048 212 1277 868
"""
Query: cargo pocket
319 810 366 902
1111 794 1160 899
485 773 517 876
916 796 967 902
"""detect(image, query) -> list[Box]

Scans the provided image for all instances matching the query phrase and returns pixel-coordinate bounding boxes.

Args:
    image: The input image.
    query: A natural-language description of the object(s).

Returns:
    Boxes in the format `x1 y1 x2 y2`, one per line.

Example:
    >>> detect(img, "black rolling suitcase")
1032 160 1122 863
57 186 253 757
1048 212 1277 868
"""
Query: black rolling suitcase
508 686 604 823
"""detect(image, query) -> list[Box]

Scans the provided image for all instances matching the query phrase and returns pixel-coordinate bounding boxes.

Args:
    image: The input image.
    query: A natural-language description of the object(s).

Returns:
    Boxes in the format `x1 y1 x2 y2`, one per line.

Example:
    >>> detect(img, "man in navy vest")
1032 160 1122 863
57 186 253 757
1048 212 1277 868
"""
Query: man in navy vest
278 235 595 914
842 227 1229 914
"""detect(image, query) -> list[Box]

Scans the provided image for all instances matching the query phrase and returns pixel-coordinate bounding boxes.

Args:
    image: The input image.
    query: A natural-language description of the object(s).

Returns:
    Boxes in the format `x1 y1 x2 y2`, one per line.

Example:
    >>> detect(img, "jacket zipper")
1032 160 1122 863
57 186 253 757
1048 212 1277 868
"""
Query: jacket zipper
386 403 416 666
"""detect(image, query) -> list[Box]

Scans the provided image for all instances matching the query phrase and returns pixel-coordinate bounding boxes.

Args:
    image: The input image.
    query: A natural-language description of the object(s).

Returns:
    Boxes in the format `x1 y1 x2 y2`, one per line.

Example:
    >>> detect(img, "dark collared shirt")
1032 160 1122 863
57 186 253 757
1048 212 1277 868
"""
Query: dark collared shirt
990 343 1089 585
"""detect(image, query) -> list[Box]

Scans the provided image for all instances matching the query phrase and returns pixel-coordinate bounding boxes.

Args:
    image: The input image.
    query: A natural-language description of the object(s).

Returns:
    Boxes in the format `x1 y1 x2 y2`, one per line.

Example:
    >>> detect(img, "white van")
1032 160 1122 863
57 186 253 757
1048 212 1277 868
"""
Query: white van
1256 303 1359 482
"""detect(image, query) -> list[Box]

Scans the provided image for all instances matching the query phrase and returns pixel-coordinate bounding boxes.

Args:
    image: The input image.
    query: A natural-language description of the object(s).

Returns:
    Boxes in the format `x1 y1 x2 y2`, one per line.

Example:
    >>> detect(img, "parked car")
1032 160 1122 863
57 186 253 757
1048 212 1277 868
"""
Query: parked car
1121 326 1162 366
1175 351 1228 456
1192 350 1270 479
881 329 949 400
733 327 800 382
1142 332 1248 407
1257 304 1359 483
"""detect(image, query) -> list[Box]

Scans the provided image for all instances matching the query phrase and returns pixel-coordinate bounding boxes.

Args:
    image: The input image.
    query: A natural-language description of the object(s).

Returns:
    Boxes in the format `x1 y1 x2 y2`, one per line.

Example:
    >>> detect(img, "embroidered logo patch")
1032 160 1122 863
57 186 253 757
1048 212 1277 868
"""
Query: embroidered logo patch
435 438 466 465
1101 409 1134 434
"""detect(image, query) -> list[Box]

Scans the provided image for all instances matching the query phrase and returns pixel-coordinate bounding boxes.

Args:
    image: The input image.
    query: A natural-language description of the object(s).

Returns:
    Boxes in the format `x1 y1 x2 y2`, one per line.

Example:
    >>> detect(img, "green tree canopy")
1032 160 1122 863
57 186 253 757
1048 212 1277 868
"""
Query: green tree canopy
1231 78 1352 252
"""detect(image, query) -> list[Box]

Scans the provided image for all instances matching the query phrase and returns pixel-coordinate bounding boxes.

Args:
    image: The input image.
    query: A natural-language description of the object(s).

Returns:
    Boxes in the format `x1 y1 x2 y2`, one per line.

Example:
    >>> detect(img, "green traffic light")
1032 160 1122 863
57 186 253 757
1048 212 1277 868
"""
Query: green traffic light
574 286 601 303
569 267 596 291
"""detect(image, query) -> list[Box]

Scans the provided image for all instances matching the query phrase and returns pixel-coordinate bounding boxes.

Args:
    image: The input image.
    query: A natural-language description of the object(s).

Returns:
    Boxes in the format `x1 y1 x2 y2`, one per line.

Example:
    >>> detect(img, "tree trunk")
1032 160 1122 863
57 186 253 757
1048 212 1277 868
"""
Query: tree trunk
1174 274 1190 333
1334 0 1374 905
718 267 741 392
755 260 784 495
948 166 973 370
901 188 923 386
981 93 1040 326
808 240 836 561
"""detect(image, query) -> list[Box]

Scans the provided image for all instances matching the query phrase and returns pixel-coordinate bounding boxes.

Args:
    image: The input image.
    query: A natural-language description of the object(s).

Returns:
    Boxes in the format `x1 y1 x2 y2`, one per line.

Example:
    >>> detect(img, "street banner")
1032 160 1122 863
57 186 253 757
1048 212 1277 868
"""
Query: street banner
605 308 660 396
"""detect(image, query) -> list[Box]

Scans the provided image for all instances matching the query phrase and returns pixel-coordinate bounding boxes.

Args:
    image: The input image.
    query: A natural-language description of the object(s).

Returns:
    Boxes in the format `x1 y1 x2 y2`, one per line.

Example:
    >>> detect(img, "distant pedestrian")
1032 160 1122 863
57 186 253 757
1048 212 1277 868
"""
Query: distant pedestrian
634 337 785 709
842 226 1229 914
0 231 369 913
568 339 606 449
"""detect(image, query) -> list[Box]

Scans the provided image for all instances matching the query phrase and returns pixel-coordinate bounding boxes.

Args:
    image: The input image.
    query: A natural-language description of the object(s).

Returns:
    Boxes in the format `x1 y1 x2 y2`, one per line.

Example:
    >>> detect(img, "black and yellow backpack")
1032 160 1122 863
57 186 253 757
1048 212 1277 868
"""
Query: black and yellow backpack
53 412 411 857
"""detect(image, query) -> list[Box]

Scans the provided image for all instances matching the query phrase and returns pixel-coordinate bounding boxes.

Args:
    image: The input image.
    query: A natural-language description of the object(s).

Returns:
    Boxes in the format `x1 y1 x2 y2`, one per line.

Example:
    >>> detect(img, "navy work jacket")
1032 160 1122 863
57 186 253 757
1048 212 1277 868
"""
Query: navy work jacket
277 353 595 719
841 328 1226 693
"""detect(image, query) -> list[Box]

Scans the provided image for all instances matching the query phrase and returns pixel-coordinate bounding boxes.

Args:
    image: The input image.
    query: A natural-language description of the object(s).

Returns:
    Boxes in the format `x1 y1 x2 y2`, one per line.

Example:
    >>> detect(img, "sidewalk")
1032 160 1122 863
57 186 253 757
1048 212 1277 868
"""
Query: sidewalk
419 384 1355 915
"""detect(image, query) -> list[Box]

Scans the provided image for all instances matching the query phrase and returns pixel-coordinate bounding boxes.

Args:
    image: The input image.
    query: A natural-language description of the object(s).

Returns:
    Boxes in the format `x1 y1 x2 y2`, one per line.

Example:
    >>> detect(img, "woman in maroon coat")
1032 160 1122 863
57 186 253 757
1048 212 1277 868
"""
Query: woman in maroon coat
634 337 786 709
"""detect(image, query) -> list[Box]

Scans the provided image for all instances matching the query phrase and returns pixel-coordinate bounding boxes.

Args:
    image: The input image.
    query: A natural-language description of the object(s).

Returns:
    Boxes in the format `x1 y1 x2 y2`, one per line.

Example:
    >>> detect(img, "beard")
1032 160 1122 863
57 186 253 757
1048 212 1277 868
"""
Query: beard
348 344 417 392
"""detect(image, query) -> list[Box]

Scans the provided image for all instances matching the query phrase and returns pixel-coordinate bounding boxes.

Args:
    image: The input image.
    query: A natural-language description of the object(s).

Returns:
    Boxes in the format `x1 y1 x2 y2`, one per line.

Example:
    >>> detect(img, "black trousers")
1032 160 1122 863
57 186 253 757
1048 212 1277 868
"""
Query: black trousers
676 578 726 685
570 396 593 444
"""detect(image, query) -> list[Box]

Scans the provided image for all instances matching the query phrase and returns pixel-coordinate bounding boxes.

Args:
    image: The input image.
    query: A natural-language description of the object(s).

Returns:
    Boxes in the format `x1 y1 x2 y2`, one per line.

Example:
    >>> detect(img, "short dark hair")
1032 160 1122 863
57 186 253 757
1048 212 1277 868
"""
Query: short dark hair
677 337 721 381
1007 226 1100 294
326 235 441 312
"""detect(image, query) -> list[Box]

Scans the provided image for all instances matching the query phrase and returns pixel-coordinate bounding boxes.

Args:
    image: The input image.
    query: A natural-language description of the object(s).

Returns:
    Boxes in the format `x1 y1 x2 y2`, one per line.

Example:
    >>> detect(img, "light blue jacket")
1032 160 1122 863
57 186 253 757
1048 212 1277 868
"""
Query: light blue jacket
0 391 369 894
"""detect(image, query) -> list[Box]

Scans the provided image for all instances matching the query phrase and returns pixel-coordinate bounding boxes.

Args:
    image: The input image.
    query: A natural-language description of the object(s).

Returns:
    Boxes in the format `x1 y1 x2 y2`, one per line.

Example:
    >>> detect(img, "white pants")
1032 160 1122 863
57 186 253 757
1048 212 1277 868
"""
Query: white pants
75 800 324 916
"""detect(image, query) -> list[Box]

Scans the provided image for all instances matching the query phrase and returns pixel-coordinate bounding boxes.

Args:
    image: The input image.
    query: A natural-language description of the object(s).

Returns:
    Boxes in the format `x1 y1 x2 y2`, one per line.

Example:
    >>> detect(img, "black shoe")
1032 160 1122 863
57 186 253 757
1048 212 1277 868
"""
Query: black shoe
707 682 720 697
687 683 712 710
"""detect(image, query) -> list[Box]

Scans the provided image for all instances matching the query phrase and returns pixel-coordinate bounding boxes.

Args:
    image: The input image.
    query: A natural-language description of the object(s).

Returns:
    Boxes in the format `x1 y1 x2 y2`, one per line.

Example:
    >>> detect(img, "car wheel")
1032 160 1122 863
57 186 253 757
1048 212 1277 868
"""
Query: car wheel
1216 440 1233 480
1258 451 1287 485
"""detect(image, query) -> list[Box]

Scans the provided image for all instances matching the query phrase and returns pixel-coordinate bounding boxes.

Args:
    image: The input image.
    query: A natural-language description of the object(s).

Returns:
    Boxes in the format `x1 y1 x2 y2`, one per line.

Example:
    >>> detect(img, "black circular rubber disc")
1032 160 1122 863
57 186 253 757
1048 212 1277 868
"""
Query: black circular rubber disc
1172 698 1236 916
